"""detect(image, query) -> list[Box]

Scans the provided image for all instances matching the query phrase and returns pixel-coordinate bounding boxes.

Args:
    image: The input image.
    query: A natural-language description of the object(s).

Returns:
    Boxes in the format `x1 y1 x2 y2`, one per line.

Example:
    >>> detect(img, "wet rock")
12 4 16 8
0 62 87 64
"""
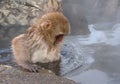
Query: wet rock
0 0 44 41
62 0 90 35
0 65 76 84
0 40 11 49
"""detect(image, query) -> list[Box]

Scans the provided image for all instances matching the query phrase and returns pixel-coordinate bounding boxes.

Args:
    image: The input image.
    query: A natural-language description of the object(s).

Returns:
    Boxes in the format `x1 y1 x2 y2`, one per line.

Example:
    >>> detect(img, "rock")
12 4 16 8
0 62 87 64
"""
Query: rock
0 0 44 41
0 39 11 49
62 0 90 35
7 14 17 24
0 65 76 84
83 0 119 23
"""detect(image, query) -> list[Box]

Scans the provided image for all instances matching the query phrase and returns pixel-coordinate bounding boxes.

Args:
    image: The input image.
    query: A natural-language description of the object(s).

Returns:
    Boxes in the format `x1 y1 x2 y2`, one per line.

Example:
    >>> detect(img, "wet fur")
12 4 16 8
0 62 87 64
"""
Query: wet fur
12 12 70 73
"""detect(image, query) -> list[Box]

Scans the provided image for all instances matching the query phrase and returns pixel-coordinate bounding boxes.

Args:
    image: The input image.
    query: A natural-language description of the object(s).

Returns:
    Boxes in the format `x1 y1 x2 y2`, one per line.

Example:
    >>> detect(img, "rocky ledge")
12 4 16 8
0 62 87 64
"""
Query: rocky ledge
0 65 76 84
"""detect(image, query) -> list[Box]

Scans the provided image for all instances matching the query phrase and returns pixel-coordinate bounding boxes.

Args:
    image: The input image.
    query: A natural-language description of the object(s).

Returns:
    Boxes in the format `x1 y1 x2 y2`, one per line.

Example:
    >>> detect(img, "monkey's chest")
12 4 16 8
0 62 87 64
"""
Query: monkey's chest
31 49 60 63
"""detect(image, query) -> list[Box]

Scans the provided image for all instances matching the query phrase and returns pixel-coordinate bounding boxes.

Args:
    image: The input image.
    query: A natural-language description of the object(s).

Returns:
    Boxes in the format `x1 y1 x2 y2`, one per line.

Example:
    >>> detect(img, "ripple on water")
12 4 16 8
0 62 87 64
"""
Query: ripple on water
60 38 94 76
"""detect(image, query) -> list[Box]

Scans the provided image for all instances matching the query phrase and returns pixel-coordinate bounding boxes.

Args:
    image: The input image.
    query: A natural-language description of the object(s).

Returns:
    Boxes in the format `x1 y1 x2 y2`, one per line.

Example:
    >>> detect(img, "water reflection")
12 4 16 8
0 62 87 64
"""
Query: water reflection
68 69 110 84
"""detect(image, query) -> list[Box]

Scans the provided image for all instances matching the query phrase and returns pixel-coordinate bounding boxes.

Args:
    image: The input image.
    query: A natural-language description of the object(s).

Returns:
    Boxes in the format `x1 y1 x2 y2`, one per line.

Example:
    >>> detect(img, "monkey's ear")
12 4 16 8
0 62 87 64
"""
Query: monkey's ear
40 20 52 30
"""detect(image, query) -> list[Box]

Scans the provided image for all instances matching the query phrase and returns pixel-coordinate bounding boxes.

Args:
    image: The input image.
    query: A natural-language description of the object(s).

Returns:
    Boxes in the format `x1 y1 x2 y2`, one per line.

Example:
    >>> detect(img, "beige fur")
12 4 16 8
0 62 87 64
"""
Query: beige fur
12 12 70 72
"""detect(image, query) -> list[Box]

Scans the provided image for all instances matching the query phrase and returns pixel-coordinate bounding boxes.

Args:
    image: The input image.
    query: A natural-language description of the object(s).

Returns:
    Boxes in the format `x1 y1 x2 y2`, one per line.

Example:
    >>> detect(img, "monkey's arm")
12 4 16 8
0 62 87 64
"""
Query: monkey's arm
12 35 41 72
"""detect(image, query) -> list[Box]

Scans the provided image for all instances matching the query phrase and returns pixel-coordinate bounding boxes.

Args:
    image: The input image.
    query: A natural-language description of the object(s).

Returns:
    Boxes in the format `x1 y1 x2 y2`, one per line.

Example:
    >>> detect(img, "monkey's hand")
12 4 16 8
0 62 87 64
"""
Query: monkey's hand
19 62 41 72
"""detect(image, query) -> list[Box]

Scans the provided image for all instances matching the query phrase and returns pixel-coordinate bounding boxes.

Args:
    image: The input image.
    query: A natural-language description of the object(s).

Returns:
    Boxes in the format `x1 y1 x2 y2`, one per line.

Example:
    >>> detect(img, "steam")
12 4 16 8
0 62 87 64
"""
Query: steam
79 24 120 46
79 24 107 45
107 24 120 45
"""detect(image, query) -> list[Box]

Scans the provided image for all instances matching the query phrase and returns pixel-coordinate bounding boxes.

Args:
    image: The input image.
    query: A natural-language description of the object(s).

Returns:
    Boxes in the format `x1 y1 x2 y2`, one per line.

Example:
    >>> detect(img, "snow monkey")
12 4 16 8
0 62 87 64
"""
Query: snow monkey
12 0 70 74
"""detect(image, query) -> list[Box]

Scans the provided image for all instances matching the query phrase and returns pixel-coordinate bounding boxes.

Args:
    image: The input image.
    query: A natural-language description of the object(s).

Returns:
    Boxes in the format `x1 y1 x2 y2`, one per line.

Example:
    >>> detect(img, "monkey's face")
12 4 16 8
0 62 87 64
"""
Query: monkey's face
40 12 70 45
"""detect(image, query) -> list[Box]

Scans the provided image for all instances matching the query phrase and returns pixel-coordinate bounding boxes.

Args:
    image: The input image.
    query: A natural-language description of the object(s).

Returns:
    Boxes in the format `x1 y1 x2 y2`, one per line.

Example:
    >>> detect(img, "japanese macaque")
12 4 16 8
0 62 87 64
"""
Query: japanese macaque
11 0 70 74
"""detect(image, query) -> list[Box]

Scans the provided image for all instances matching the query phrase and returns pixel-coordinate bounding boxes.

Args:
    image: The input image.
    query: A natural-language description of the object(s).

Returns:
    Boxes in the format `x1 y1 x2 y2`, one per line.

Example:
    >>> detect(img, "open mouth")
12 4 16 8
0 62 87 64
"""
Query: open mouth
54 34 64 45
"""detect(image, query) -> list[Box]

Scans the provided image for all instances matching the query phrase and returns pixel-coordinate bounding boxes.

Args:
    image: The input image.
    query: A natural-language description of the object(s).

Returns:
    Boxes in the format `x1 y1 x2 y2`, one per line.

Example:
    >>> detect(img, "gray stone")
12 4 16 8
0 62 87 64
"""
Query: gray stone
0 65 76 84
62 0 90 35
0 0 44 41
